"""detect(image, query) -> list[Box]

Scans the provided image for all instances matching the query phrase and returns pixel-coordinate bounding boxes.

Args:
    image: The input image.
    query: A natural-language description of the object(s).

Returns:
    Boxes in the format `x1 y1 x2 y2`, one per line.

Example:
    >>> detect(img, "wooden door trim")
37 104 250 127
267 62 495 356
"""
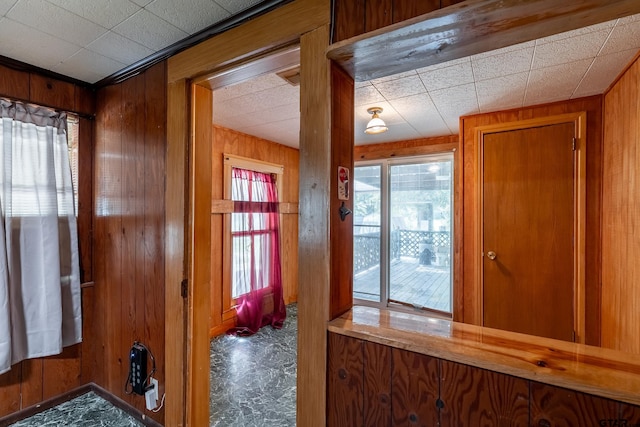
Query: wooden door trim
474 112 587 343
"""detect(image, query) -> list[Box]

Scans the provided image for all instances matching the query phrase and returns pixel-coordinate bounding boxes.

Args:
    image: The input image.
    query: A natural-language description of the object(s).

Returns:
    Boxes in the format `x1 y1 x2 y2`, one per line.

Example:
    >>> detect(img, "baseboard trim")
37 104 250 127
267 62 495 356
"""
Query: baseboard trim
0 383 163 427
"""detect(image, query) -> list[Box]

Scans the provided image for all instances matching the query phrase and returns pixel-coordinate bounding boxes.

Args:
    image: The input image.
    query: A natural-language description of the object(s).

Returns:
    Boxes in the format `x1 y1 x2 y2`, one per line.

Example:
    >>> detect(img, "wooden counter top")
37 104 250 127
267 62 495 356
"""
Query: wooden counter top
328 306 640 406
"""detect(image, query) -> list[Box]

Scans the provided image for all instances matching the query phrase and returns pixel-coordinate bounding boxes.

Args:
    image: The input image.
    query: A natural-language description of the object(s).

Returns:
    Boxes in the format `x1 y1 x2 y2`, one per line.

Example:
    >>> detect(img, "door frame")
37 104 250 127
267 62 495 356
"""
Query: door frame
473 112 587 343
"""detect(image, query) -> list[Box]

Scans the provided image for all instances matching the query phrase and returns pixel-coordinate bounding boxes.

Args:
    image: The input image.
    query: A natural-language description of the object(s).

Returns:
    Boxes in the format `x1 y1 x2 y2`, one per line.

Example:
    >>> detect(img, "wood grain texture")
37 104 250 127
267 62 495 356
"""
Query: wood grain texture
392 0 440 24
328 0 640 82
330 62 355 319
329 306 640 407
29 74 75 112
209 126 300 333
354 135 457 160
391 348 440 426
530 382 619 427
297 24 332 427
188 84 213 427
460 97 603 346
167 0 328 83
164 78 189 427
0 64 29 100
366 0 393 33
332 0 365 43
601 55 640 354
363 341 391 426
77 118 94 283
0 366 21 417
327 333 364 427
439 361 529 426
93 62 166 425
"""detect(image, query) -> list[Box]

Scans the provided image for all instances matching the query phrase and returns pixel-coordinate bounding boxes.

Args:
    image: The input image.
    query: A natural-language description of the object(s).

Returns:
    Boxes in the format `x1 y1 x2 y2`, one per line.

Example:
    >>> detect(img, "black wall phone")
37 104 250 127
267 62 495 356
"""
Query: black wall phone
125 341 156 396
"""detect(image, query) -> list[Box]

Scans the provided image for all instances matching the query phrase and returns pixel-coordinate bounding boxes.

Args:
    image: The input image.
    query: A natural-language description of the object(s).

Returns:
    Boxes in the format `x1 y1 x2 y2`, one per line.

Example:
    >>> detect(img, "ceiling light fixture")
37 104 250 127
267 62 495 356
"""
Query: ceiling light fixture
365 107 388 134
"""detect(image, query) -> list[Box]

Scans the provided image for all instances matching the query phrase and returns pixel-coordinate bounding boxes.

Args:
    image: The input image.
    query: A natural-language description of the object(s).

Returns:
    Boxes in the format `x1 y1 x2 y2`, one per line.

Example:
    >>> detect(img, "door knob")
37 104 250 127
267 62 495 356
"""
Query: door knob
487 251 497 260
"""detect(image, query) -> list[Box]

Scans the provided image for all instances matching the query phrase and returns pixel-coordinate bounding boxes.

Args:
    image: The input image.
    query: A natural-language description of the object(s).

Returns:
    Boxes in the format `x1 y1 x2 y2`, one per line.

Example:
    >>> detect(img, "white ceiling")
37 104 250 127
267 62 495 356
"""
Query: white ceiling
212 14 640 148
0 0 271 83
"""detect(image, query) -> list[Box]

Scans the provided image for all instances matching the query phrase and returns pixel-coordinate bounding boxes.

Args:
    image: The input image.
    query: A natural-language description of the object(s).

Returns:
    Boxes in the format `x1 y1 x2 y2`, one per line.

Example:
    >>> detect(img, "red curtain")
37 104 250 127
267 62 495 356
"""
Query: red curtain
227 168 286 336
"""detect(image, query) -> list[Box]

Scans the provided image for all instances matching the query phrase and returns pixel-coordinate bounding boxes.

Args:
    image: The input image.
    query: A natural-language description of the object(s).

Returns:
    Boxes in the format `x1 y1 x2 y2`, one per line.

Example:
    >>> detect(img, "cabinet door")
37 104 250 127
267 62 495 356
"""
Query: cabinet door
439 361 529 426
392 349 440 426
530 382 619 427
364 342 392 426
328 333 364 427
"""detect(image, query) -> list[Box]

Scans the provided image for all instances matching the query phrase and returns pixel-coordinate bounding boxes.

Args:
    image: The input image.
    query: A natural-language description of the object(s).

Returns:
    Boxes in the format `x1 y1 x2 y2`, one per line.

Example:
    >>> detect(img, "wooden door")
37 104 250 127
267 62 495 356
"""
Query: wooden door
482 122 575 341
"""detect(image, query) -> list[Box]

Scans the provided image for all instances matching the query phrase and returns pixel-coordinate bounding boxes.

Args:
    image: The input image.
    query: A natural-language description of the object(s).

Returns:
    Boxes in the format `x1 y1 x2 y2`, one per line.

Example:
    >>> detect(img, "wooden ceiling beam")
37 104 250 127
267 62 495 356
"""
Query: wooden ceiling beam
327 0 640 81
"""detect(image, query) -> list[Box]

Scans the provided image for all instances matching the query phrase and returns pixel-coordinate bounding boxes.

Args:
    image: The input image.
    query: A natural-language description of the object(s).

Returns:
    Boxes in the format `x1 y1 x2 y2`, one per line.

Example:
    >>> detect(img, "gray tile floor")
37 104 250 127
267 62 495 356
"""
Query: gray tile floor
7 392 143 427
210 304 297 427
9 304 298 427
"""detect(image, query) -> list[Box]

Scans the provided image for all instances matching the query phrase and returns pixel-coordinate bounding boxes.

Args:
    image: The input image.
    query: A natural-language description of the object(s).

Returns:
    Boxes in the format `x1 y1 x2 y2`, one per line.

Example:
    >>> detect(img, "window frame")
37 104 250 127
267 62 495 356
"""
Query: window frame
221 154 284 321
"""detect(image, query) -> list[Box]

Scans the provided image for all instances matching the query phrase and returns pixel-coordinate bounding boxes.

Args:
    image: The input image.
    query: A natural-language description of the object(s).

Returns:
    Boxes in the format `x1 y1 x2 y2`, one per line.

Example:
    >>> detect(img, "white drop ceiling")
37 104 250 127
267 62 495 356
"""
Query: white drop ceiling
0 0 271 83
213 14 640 148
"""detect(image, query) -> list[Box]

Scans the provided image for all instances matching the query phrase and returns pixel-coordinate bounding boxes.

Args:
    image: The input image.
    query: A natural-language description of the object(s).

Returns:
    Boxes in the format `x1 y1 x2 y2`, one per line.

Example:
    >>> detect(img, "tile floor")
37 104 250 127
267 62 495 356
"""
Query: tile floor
9 304 298 427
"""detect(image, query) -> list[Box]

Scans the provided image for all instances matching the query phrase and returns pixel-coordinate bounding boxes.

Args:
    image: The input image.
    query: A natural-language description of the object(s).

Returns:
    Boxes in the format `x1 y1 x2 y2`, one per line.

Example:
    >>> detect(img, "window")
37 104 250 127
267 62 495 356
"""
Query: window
66 113 79 214
353 154 454 315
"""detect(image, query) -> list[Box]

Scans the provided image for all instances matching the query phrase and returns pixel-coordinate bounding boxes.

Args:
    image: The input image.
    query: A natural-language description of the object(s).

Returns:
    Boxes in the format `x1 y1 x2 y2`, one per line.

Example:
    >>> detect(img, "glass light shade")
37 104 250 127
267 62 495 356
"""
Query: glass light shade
365 115 388 134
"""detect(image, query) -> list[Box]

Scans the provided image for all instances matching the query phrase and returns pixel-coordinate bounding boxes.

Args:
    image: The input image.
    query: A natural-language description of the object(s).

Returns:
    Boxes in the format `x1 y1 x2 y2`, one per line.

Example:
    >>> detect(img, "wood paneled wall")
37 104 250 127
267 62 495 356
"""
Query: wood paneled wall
459 96 603 346
0 65 95 419
210 125 300 335
602 55 640 354
332 0 465 43
93 62 166 424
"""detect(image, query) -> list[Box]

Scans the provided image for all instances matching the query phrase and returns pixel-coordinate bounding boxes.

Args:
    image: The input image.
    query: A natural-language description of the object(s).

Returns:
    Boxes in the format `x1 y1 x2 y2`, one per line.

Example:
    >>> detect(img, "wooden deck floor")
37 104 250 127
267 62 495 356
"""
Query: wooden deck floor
354 256 451 312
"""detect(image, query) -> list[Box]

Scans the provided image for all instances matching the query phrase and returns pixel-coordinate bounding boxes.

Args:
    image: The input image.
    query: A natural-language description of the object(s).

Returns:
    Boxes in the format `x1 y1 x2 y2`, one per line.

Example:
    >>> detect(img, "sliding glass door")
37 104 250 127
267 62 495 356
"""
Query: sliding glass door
353 154 453 315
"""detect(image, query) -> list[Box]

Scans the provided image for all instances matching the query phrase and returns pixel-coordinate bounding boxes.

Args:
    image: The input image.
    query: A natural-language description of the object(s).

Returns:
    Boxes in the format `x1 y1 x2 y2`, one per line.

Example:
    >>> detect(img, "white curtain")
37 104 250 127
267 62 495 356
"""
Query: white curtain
0 98 82 375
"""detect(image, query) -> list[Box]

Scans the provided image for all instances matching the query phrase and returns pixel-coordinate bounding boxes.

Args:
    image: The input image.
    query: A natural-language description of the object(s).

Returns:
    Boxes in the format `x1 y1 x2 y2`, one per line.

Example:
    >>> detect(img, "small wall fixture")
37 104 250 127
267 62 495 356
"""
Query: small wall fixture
365 107 388 134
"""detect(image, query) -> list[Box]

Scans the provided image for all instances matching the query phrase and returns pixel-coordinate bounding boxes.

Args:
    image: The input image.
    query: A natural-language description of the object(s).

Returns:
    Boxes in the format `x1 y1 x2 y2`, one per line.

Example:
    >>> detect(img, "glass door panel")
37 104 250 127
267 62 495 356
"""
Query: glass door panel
353 165 382 302
388 159 452 312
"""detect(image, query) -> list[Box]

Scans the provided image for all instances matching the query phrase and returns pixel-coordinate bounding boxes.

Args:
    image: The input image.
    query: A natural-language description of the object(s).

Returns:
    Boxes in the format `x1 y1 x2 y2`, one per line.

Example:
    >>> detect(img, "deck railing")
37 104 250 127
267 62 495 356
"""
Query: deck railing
354 227 450 274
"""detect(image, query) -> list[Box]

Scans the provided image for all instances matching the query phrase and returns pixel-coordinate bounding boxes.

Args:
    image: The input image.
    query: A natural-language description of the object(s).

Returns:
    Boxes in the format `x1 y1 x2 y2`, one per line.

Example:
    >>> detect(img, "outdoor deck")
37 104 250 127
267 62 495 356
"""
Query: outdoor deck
354 256 451 312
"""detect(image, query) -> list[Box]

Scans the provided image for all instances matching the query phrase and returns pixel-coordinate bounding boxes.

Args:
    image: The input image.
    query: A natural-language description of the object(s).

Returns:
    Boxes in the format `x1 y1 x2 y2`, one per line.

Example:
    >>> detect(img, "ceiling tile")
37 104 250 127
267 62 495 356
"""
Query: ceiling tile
476 72 527 112
389 93 450 136
214 73 288 103
415 57 469 73
221 84 299 115
0 17 81 70
471 47 533 81
8 0 107 45
369 69 417 85
429 83 479 121
600 21 640 56
373 75 426 100
146 0 230 34
471 40 535 60
244 118 300 147
537 20 616 44
573 48 638 98
214 0 264 14
130 0 152 6
46 0 141 29
53 48 127 83
417 61 474 91
87 30 154 65
619 14 640 25
0 0 17 15
112 8 189 50
532 29 610 69
525 59 592 105
355 84 385 106
356 122 421 145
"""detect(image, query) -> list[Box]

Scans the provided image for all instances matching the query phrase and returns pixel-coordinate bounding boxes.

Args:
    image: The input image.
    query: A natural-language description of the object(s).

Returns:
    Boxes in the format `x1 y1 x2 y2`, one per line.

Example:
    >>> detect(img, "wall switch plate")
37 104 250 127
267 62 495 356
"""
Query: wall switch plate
145 377 159 410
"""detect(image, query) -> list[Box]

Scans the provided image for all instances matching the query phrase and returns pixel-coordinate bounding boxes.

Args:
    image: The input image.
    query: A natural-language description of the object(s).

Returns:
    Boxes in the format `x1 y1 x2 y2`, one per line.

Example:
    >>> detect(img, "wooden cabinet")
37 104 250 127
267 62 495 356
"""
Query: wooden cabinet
327 332 640 426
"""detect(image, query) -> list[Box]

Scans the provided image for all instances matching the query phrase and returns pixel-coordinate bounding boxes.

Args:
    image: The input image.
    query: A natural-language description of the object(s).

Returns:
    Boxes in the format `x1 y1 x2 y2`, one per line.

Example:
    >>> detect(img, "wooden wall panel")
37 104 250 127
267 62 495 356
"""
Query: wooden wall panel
332 0 365 43
363 341 391 426
0 62 95 420
366 0 393 33
327 333 364 427
209 125 300 333
459 96 603 345
602 55 640 354
391 349 440 426
330 62 355 319
530 382 619 426
393 0 440 23
93 62 166 424
439 361 529 426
